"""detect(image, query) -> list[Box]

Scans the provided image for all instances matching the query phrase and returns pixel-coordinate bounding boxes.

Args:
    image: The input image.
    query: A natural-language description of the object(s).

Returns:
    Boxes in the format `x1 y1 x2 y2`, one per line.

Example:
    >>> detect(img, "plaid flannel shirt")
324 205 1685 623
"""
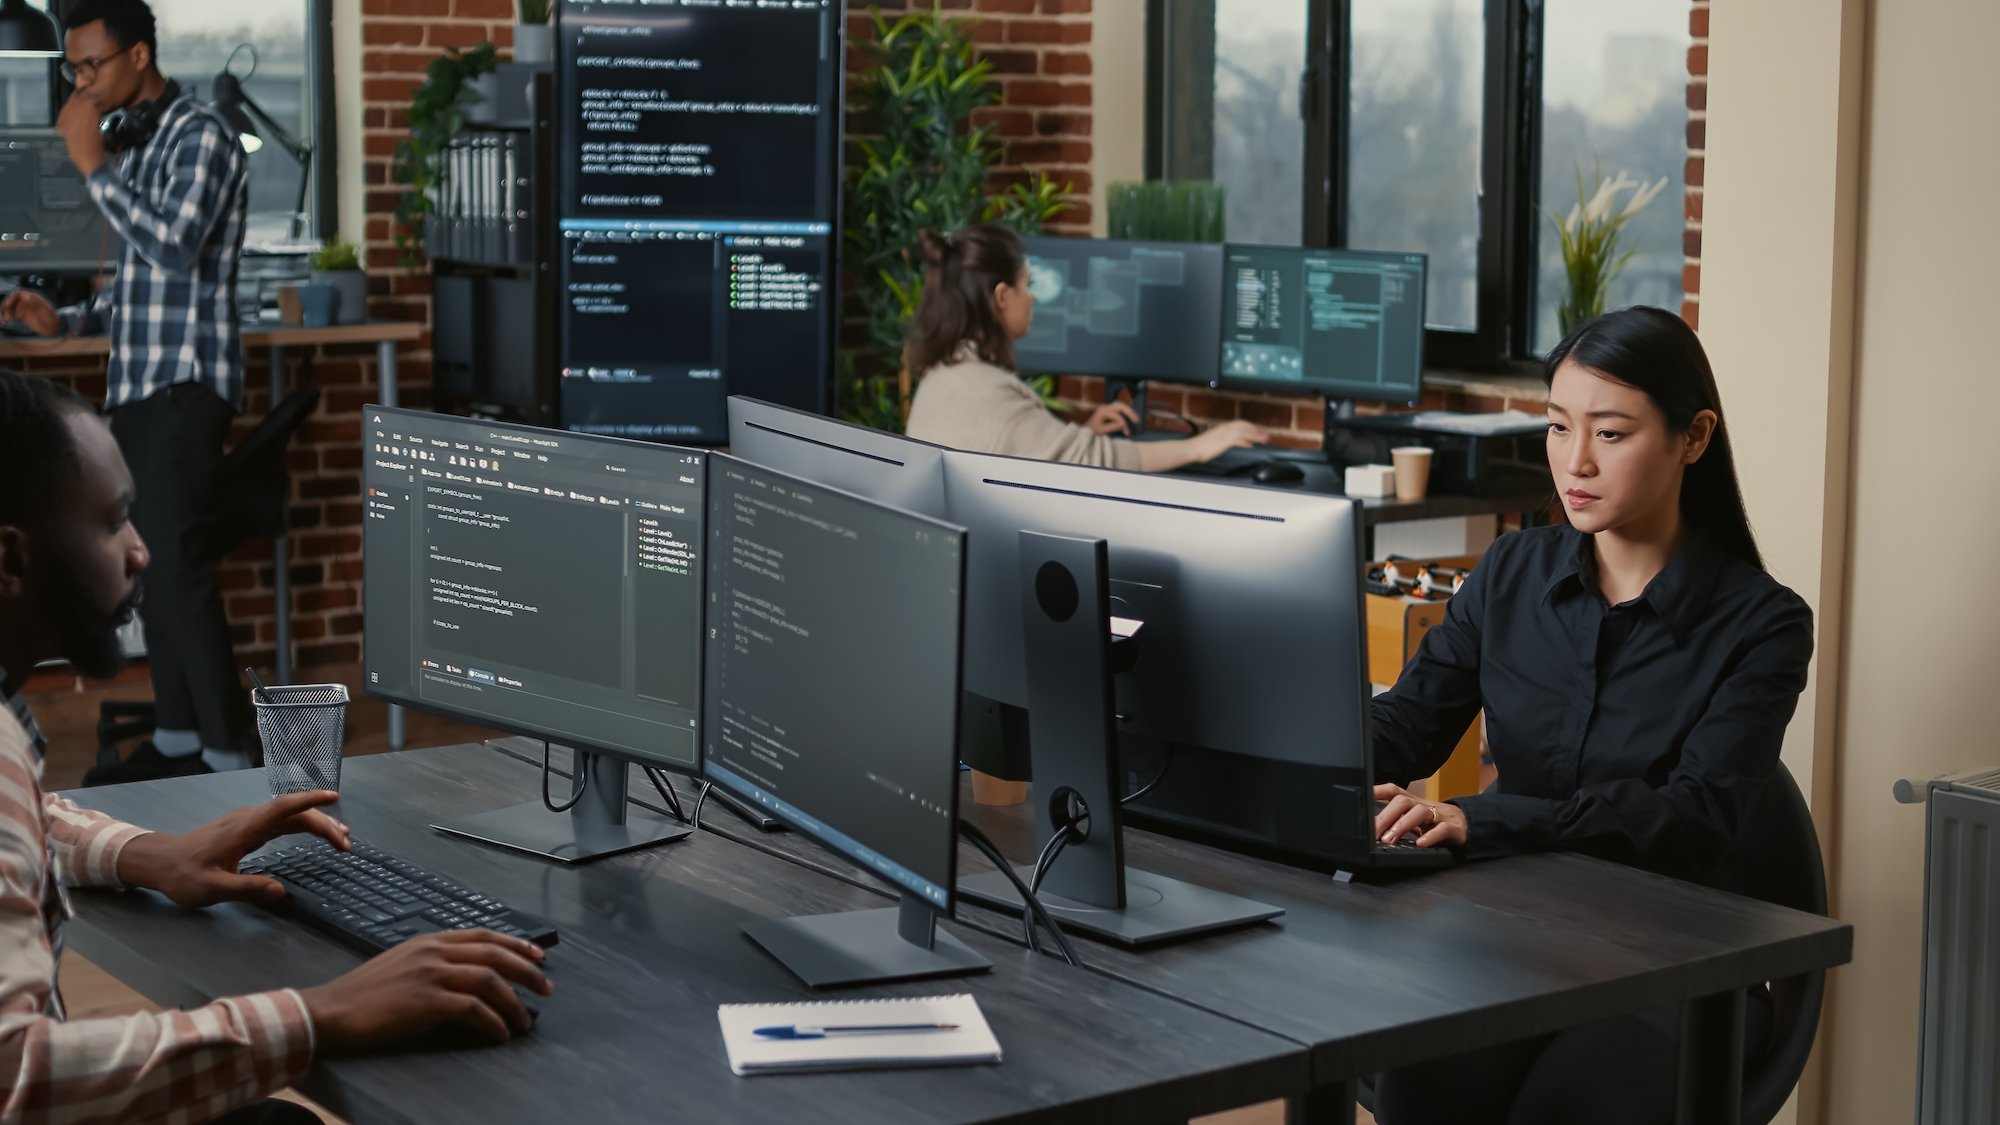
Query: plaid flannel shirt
60 87 250 411
0 666 313 1123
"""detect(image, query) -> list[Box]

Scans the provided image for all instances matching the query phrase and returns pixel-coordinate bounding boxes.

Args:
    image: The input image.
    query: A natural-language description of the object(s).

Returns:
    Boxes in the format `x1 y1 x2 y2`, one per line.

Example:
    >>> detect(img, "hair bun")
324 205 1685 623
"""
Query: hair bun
917 228 954 268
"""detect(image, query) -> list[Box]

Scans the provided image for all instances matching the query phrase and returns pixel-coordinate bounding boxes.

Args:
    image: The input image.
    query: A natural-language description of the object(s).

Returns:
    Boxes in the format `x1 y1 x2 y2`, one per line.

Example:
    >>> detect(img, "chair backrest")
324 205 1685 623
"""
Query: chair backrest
214 385 321 551
1723 762 1829 1125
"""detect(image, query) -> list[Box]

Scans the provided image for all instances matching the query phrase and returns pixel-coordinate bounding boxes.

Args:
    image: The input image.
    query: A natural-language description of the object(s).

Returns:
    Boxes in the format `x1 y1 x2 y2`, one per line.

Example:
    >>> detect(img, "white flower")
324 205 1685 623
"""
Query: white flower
1620 175 1670 220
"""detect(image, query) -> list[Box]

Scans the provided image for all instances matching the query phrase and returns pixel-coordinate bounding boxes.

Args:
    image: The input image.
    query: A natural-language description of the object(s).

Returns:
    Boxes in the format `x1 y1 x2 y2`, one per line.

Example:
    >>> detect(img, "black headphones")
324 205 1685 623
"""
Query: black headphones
98 79 180 154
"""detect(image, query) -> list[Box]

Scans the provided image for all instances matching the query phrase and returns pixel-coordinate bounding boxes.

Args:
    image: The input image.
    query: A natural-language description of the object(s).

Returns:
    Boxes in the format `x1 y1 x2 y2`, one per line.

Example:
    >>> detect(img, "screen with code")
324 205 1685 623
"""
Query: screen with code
556 0 840 442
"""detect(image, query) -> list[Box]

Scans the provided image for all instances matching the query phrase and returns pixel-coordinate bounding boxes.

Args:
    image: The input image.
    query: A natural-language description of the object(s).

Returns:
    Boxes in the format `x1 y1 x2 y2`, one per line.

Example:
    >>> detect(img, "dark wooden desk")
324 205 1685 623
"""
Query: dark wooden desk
61 747 1308 1125
562 743 1851 1125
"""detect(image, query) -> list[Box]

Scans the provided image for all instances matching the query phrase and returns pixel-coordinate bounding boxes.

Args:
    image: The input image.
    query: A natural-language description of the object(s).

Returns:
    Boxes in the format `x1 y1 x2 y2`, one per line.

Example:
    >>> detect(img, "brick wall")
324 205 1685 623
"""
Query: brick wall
153 0 1090 682
1684 0 1707 329
857 0 1095 235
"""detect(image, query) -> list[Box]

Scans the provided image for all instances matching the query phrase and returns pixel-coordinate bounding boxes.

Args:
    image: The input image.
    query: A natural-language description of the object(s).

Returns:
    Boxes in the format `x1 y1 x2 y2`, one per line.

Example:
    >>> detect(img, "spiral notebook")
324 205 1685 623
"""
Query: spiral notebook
716 994 1002 1076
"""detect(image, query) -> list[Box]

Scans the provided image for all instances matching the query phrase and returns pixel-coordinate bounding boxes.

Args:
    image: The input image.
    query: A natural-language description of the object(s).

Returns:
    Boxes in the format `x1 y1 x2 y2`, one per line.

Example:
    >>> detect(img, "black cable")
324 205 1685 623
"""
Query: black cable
690 780 713 830
540 740 586 813
644 766 687 823
1022 826 1075 950
957 821 1081 968
1120 749 1175 806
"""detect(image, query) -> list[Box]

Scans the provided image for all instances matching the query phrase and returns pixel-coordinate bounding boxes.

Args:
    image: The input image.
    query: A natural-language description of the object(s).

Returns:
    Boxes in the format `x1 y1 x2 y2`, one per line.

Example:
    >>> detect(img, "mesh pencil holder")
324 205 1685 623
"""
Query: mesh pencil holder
253 683 349 796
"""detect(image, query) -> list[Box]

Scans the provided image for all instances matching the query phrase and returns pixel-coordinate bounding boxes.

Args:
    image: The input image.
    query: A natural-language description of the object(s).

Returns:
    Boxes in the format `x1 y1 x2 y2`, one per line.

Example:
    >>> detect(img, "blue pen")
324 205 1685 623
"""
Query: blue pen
753 1022 960 1039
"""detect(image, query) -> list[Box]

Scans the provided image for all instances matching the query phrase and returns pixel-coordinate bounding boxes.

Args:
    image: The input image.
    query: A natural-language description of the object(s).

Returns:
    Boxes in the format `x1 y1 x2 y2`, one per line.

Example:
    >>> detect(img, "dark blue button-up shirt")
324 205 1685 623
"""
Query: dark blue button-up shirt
1371 524 1814 883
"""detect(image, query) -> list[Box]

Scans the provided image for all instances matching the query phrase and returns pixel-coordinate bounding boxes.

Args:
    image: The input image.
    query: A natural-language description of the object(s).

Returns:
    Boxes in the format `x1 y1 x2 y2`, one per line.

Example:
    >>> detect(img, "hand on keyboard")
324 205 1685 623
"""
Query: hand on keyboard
301 930 551 1051
1373 783 1468 850
240 840 559 952
117 790 351 909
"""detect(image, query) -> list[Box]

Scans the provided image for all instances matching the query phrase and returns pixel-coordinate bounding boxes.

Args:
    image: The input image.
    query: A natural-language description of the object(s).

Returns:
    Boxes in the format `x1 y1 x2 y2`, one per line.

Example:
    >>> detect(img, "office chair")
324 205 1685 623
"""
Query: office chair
1355 762 1827 1123
96 384 323 770
1724 761 1829 1125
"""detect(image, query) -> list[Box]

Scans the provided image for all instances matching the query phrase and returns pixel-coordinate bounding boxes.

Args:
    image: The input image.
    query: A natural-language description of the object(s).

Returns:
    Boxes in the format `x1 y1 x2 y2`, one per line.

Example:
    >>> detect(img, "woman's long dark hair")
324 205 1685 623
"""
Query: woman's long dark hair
1545 306 1764 569
904 223 1027 377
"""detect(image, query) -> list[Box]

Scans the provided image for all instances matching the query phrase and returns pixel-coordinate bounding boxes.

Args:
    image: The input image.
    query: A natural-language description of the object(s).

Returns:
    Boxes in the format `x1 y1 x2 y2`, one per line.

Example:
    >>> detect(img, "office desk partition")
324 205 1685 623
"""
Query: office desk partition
519 740 1853 1125
60 746 1308 1125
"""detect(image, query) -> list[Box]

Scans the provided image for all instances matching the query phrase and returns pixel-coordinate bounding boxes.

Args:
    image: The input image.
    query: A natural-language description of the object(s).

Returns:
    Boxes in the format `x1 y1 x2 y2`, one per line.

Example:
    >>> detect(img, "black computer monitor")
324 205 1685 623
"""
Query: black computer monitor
1216 244 1428 406
701 454 983 987
362 406 705 862
1014 236 1224 392
553 0 841 443
725 396 948 520
939 450 1386 943
0 128 114 274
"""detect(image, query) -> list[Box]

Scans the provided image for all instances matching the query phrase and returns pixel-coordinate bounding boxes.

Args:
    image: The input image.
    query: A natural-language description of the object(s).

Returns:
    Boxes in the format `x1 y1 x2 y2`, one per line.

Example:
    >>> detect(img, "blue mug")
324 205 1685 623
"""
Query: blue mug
299 283 336 328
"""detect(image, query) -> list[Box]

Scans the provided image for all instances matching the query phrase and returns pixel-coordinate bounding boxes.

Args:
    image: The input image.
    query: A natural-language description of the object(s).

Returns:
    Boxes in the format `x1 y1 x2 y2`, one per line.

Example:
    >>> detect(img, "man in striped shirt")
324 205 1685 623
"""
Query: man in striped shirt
3 0 257 781
0 373 551 1122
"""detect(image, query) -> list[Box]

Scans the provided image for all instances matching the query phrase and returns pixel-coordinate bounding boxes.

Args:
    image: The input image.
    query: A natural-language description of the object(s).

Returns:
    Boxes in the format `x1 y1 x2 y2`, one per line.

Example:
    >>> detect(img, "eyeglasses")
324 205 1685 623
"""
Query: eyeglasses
60 44 132 83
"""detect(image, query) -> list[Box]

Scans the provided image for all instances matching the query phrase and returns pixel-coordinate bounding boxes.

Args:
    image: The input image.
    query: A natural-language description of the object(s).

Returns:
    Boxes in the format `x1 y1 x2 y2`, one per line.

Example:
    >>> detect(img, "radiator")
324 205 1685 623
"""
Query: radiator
1916 767 2000 1124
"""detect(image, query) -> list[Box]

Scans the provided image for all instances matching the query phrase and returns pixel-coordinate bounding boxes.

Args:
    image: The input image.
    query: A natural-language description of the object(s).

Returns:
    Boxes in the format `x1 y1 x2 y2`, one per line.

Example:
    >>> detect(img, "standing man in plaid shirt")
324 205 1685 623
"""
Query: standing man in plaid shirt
0 371 550 1124
2 0 257 782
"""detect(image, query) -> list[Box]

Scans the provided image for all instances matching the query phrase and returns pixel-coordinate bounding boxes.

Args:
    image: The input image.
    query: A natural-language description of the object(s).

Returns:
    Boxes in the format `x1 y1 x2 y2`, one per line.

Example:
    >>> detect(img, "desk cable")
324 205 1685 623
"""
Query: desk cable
688 778 714 831
539 739 587 813
957 821 1082 968
642 765 688 823
1120 749 1175 807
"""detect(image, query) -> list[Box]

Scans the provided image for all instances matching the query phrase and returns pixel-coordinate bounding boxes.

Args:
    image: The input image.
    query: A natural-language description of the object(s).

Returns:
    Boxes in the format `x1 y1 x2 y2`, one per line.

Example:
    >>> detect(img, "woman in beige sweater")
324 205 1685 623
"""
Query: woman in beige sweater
903 224 1263 471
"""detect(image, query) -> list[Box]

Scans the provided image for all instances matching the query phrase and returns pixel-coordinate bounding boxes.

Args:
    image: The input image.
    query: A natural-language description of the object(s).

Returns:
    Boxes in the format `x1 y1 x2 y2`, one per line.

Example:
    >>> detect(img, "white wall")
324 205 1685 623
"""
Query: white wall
332 0 364 246
1091 0 1147 236
1705 0 2000 1119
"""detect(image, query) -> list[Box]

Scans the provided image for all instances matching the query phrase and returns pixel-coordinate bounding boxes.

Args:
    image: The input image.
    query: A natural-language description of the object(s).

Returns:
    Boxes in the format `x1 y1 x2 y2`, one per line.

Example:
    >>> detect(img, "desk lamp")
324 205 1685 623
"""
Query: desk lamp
0 0 57 57
210 44 311 239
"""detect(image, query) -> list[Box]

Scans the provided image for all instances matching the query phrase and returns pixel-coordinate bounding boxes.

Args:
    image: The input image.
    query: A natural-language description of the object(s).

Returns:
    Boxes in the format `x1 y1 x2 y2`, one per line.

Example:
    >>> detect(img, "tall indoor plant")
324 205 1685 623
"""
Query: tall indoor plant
391 43 500 264
840 3 1070 431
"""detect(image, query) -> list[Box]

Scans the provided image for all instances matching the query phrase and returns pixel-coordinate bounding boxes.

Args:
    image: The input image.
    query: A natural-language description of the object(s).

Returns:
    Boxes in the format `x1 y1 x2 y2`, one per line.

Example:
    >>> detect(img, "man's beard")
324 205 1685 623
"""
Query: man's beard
41 565 142 681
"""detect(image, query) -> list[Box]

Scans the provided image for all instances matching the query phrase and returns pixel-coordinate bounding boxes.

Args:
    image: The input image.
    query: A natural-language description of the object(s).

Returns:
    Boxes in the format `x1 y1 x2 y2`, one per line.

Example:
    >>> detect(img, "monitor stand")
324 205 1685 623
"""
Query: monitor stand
433 748 693 864
744 892 991 989
957 531 1283 946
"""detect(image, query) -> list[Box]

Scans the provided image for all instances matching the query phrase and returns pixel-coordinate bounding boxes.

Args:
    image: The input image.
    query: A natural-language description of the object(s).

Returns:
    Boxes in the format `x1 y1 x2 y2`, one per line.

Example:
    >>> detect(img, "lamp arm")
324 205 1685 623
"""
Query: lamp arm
239 91 312 166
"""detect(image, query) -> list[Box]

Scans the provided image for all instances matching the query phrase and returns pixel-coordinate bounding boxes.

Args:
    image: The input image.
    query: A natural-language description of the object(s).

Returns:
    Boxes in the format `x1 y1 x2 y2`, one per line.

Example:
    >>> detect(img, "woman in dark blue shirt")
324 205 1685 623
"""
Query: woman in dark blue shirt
1370 307 1813 1125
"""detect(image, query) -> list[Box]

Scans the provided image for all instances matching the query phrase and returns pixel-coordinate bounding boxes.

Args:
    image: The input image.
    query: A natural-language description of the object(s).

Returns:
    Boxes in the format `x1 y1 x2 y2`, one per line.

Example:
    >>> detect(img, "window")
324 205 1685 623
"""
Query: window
1150 0 1692 369
22 0 334 244
1535 0 1689 352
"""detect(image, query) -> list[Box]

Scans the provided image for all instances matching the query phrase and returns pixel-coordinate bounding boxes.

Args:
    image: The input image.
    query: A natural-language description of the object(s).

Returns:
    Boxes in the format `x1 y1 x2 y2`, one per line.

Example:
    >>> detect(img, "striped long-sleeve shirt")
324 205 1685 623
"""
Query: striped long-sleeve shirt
59 86 250 411
1 683 313 1124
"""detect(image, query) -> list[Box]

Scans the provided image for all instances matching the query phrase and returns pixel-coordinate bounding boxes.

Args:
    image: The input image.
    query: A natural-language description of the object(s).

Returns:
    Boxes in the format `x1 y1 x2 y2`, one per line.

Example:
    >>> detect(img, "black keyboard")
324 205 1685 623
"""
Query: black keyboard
240 840 558 955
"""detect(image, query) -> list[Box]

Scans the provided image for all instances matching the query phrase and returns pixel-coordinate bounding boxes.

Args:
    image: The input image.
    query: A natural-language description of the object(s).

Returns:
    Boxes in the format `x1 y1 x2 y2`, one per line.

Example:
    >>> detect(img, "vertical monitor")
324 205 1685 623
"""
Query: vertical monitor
555 0 841 443
1014 237 1225 385
702 455 966 911
1217 245 1427 404
362 406 706 774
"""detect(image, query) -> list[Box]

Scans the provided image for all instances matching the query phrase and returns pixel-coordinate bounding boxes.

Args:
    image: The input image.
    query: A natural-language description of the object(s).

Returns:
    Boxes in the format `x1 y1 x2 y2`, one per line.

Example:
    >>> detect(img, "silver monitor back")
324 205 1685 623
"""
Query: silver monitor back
940 450 1369 771
727 397 948 519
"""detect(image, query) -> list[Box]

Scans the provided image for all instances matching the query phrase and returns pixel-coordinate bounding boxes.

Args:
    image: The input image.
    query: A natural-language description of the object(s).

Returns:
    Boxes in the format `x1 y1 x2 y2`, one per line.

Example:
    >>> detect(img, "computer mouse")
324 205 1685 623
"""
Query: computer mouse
1251 460 1305 485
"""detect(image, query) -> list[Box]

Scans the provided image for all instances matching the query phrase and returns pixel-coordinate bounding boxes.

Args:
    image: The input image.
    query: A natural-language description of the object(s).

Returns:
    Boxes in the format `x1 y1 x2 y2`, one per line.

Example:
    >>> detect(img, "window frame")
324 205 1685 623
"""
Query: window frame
1148 0 1556 373
42 0 338 240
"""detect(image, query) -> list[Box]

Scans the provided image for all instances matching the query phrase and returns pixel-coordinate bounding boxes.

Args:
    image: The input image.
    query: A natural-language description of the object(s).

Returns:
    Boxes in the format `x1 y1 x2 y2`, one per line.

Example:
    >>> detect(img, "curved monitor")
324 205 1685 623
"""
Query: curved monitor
941 450 1368 772
726 396 947 519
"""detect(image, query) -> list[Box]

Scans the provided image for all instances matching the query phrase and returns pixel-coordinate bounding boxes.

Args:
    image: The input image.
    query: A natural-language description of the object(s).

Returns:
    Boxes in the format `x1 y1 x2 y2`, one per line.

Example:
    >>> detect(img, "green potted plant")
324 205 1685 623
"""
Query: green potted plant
392 42 500 265
840 3 1070 431
1106 180 1226 242
1548 166 1668 335
308 236 367 326
515 0 553 66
